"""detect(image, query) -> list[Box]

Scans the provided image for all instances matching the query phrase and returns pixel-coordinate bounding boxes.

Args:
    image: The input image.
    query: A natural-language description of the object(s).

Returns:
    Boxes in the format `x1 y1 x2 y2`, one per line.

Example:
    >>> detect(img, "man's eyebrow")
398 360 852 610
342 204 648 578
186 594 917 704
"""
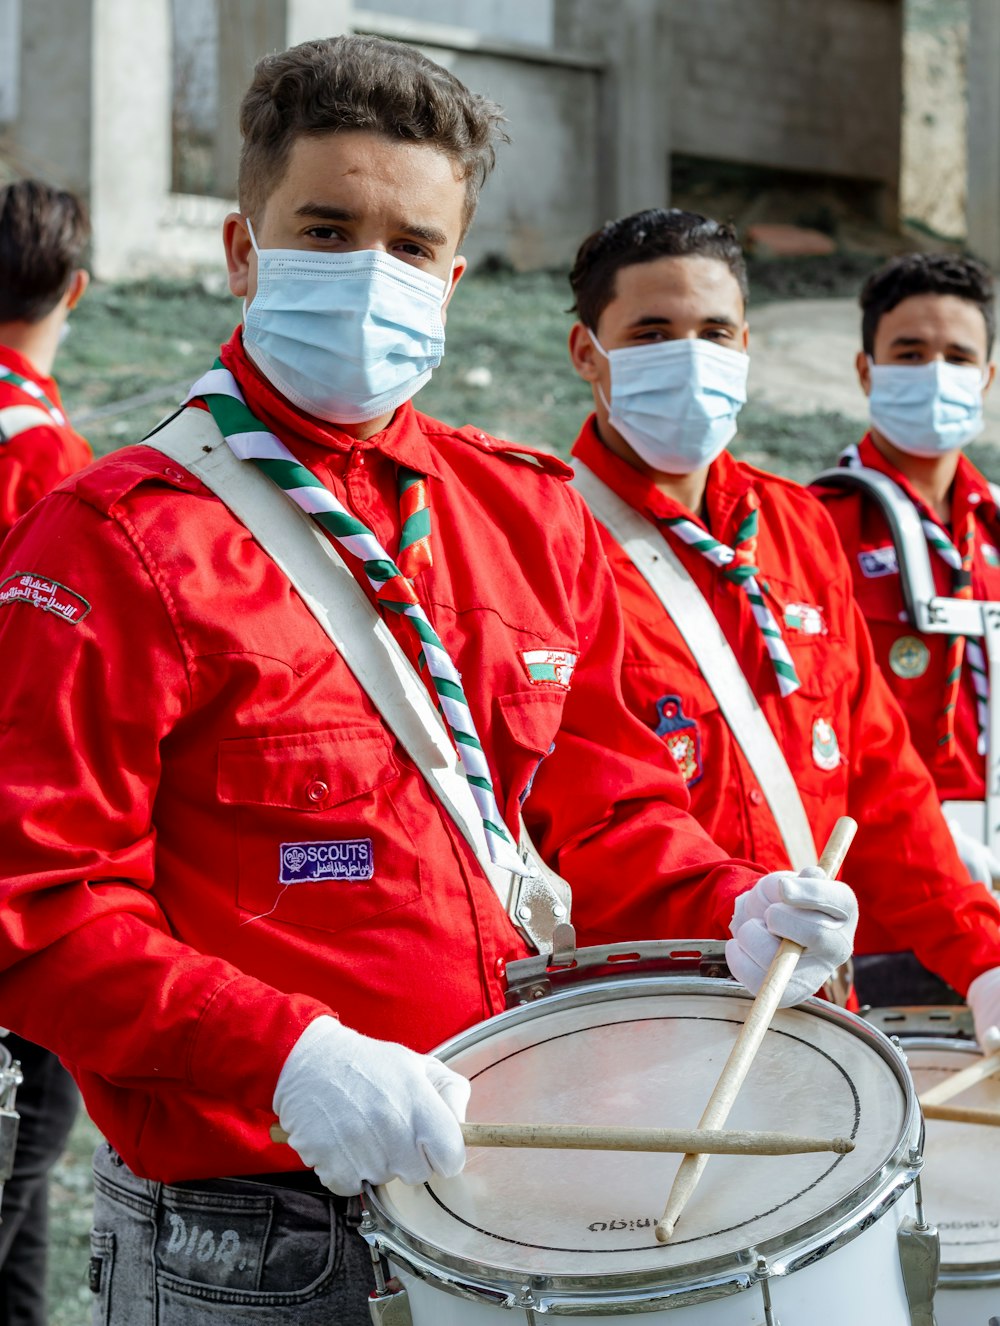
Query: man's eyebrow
888 335 929 349
293 203 448 248
626 313 739 329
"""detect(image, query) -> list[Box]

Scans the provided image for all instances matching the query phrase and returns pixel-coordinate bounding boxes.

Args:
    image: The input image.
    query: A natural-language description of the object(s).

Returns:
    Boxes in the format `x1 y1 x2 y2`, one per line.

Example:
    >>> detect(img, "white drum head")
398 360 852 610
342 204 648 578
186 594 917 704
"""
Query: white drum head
373 979 911 1291
903 1041 1000 1272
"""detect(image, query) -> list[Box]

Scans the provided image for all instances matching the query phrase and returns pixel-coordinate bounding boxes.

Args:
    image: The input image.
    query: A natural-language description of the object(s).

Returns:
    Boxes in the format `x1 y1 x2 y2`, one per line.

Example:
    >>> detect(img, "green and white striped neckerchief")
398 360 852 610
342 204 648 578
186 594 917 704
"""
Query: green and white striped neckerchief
0 366 65 425
661 503 801 698
186 362 524 875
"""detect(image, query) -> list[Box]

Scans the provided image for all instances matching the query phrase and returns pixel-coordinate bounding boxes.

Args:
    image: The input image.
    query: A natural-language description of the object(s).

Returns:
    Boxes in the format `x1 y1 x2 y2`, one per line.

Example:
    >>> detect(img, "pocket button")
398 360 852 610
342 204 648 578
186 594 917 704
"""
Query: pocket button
306 779 330 804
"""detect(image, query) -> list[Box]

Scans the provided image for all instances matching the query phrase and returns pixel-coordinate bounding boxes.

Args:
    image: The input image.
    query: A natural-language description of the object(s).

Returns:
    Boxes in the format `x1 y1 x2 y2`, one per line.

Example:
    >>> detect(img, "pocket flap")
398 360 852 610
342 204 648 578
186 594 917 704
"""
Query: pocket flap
217 727 397 810
496 689 566 756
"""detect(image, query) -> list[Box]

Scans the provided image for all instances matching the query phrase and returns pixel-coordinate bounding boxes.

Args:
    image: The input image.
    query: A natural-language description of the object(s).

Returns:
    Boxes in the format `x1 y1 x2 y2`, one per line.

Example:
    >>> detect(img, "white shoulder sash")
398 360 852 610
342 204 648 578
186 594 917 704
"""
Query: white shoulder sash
573 462 817 870
144 407 571 952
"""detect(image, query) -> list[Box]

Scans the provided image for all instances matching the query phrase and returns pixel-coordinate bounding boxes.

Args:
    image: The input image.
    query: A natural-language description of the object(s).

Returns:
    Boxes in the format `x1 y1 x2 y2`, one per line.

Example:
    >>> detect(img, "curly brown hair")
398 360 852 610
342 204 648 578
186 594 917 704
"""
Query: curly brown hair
238 35 508 237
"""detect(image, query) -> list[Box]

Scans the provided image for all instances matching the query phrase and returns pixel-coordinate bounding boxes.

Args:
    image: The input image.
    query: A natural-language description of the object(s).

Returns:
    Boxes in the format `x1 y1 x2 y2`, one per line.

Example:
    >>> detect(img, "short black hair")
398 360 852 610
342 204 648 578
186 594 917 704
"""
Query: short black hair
860 252 995 356
0 179 89 324
569 208 748 330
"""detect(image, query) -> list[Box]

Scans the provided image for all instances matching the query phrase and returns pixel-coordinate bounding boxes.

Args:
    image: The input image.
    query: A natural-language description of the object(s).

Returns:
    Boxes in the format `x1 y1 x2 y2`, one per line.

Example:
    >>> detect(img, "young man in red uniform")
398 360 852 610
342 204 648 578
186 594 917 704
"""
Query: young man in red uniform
566 207 1000 1020
814 255 1000 893
0 179 92 541
0 177 92 1326
0 41 858 1323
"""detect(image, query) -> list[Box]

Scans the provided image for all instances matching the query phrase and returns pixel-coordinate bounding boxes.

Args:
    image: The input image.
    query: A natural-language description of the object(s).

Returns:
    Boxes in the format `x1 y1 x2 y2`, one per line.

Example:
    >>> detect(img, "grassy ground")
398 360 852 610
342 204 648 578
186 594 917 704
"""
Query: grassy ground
39 254 1000 1319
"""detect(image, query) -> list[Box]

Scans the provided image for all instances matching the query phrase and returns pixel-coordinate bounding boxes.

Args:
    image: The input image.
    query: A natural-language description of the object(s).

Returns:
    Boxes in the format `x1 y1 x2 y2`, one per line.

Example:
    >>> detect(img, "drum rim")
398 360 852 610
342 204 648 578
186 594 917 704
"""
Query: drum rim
895 1032 1000 1283
364 973 922 1312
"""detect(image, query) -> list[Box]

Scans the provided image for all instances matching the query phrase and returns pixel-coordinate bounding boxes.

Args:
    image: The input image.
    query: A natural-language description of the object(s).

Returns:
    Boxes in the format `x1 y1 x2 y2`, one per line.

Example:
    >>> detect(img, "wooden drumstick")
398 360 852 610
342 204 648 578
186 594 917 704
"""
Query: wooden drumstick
654 815 859 1244
918 1049 1000 1108
268 1120 856 1155
921 1102 1000 1127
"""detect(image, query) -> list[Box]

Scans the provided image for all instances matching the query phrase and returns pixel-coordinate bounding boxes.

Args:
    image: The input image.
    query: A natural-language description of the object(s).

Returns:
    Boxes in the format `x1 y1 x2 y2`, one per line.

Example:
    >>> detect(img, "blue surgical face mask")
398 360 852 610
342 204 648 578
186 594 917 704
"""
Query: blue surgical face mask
591 334 749 474
868 359 987 457
241 220 448 424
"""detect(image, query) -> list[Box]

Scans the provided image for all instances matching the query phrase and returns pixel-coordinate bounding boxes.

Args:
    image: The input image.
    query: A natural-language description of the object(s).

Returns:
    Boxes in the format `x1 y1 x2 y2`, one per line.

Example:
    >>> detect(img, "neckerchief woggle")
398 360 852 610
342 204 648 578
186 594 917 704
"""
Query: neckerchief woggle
185 361 526 876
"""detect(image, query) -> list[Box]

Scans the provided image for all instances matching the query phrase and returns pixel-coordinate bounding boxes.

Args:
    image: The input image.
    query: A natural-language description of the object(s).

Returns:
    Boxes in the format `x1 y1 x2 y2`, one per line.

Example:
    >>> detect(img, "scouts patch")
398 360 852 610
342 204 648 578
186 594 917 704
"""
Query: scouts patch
889 634 930 680
982 542 1000 568
811 717 842 771
858 545 899 578
0 572 91 625
655 695 703 786
279 840 374 884
784 602 827 636
520 648 578 690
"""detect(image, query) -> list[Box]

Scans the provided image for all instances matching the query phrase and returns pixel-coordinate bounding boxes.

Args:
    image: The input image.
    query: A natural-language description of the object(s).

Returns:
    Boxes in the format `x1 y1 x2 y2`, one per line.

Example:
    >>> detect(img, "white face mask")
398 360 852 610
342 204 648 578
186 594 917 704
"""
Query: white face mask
868 359 987 457
591 334 750 474
241 220 448 424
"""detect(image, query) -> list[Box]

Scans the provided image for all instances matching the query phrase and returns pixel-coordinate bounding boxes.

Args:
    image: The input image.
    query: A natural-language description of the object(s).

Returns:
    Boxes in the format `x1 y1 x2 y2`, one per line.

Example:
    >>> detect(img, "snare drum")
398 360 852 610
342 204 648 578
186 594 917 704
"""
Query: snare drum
868 1006 1000 1326
364 943 932 1324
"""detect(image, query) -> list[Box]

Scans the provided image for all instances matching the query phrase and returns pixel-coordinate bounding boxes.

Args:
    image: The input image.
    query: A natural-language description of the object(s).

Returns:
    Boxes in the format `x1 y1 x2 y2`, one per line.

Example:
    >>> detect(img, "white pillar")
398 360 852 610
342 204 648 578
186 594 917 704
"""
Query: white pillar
967 0 1000 266
10 0 170 281
214 0 352 200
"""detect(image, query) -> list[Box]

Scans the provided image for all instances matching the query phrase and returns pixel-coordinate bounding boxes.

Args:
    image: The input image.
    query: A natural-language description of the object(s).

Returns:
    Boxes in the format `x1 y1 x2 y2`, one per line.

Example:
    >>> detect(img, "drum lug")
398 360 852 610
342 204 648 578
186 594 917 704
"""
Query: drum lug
367 1284 412 1326
896 1207 940 1326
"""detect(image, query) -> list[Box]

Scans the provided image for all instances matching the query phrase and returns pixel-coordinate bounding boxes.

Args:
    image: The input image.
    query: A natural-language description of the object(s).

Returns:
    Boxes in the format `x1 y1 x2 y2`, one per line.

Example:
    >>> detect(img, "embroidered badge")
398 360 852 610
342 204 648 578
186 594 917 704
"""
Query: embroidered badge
982 542 1000 568
279 840 374 884
784 602 828 636
811 717 842 771
520 648 578 689
889 634 930 680
655 695 703 786
858 546 899 578
0 573 91 625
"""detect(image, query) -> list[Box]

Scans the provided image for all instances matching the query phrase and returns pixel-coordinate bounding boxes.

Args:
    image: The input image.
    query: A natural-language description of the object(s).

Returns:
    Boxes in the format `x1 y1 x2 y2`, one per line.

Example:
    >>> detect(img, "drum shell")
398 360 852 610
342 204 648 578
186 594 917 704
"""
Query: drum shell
365 967 925 1323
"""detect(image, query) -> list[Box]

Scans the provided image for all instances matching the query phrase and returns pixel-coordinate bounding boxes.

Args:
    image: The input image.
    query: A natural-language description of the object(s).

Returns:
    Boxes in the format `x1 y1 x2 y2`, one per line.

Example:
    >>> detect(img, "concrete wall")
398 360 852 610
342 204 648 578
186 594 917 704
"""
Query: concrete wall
368 0 552 47
670 0 903 203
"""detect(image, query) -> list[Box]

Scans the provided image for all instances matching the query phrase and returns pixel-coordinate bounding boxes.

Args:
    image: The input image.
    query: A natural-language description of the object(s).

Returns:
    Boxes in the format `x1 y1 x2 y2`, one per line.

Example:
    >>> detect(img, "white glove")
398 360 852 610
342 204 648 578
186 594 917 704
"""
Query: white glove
726 866 859 1007
273 1015 470 1195
968 967 1000 1053
947 818 1000 888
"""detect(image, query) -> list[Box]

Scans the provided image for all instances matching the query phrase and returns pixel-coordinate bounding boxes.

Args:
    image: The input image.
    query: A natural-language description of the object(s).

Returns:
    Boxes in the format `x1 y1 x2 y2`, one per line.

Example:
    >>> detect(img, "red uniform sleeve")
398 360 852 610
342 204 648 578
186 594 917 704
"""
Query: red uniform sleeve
0 422 94 541
0 491 329 1111
842 574 1000 993
523 488 763 941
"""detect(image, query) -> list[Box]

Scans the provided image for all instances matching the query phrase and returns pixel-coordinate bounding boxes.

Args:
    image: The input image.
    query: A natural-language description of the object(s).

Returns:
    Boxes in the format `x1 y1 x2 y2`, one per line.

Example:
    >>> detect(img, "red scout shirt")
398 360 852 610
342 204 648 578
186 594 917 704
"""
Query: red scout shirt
814 432 1000 802
0 333 766 1184
572 419 1000 993
0 345 92 540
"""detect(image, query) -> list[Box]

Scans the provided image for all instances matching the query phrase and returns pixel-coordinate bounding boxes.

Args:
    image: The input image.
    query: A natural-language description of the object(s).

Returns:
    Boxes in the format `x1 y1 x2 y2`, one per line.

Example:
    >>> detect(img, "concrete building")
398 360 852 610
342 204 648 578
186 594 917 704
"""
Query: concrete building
0 0 913 281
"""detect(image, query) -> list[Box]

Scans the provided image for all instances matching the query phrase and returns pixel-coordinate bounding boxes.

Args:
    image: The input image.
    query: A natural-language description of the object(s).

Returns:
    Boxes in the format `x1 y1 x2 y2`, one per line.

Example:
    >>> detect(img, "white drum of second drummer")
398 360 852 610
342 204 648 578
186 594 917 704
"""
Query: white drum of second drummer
867 1005 1000 1326
362 940 936 1325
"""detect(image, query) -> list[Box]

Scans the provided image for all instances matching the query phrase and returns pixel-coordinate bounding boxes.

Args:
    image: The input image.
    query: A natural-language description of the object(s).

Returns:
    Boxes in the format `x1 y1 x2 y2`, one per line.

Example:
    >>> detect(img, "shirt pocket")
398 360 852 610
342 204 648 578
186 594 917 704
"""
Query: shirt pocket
217 726 422 934
493 689 567 826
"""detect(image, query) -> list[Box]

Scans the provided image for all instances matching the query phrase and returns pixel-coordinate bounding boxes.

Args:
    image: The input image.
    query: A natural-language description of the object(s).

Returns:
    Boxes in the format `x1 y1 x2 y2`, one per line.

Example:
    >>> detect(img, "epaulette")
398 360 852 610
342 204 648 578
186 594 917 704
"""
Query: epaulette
451 424 573 479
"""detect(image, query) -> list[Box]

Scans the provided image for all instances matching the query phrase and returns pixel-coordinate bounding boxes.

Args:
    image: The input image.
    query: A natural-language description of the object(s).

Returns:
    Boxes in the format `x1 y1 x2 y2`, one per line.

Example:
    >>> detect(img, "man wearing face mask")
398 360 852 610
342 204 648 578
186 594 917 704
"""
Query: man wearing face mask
815 256 1000 906
0 44 860 1325
568 207 1000 1025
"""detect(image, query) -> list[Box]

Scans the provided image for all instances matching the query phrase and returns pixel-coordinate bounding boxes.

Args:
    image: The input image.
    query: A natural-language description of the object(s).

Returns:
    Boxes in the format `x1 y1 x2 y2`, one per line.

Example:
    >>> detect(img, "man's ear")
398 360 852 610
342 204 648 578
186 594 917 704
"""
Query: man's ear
569 322 601 381
223 213 254 300
856 350 872 397
740 321 749 352
441 256 467 325
984 361 997 397
66 269 89 310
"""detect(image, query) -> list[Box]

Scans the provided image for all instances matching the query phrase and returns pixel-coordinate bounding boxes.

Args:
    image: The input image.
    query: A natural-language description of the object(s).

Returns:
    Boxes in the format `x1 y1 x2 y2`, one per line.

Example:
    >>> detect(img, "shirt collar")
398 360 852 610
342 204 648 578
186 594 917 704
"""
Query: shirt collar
0 344 61 403
218 327 443 480
855 430 997 528
571 413 753 538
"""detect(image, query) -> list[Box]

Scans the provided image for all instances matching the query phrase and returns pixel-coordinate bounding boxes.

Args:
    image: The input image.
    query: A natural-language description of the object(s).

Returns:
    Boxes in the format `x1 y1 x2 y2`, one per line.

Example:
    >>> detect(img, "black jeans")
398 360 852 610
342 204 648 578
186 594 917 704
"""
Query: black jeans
0 1035 80 1326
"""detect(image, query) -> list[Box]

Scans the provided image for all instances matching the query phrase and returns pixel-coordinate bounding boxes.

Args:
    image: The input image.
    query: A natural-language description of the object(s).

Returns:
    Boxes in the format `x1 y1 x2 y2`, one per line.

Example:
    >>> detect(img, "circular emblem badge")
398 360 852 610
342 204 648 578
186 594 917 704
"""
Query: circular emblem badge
888 635 930 680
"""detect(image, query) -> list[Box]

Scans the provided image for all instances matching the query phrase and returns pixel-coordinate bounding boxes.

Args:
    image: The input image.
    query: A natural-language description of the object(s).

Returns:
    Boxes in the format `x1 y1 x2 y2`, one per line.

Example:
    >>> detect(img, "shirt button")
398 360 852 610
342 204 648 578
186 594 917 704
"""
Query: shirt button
306 779 330 804
494 957 506 980
970 492 981 505
749 788 764 806
164 466 186 483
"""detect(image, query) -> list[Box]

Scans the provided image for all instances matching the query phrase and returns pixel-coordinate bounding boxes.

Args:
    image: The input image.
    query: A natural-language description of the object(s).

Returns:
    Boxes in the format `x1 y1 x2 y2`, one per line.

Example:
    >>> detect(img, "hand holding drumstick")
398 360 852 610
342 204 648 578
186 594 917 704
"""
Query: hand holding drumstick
655 817 859 1244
